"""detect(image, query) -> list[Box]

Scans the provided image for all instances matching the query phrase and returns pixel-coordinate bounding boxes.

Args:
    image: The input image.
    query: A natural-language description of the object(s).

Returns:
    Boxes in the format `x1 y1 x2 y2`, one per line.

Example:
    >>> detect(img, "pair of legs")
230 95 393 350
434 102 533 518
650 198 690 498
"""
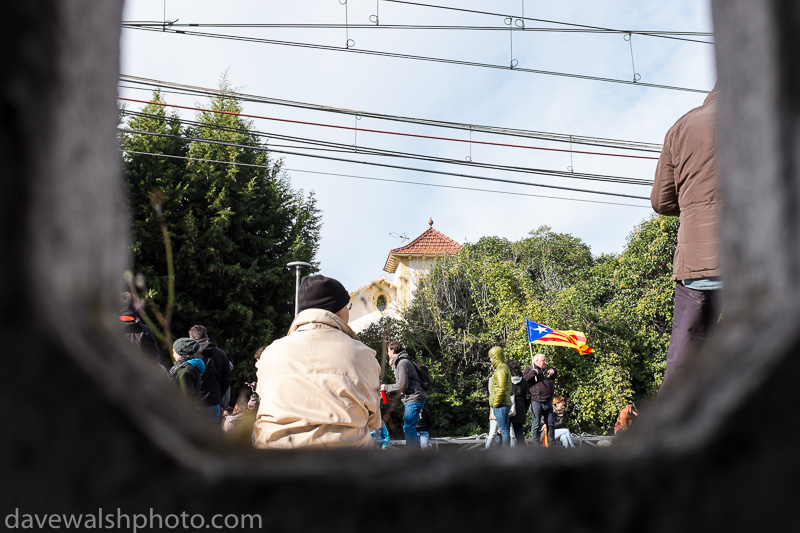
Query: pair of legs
487 419 518 448
661 283 721 393
511 422 526 446
205 404 222 425
403 400 425 446
530 401 554 446
491 405 511 447
554 428 575 448
418 431 430 449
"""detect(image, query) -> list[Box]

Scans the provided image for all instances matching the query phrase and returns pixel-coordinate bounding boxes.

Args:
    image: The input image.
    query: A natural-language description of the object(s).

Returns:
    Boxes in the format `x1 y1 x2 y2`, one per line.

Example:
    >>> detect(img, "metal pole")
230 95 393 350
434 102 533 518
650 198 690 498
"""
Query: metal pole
287 261 312 316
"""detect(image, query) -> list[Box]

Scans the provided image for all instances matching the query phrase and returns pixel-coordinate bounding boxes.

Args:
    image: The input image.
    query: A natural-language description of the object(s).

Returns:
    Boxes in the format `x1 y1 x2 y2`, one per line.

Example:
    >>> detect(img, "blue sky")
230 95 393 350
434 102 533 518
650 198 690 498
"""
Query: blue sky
120 0 716 291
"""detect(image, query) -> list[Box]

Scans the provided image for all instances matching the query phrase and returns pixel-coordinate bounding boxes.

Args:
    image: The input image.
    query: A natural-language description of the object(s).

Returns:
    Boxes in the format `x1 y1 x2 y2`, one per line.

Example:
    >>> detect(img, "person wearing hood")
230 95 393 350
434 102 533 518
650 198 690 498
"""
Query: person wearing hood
253 274 381 449
488 346 512 447
119 292 160 364
381 340 427 447
188 324 231 425
651 85 721 394
508 359 531 446
169 337 206 401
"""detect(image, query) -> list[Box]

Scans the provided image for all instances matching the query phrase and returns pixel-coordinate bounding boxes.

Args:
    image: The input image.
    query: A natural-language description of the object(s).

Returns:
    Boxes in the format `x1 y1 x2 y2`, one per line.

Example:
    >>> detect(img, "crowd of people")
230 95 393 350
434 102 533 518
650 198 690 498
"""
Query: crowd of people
115 81 720 451
119 278 645 450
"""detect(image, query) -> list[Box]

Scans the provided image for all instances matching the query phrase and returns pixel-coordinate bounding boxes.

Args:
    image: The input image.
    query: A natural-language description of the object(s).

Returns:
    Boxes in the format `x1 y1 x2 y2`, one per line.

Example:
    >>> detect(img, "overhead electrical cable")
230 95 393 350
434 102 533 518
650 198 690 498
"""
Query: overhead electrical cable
119 127 650 201
119 74 664 152
120 21 714 42
120 108 654 186
121 26 709 94
118 97 660 161
382 0 714 44
121 149 650 209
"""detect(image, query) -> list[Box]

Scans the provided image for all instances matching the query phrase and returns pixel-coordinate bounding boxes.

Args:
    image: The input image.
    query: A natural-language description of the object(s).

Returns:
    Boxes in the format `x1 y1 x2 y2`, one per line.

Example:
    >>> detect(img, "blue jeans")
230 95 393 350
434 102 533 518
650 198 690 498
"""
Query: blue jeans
555 428 575 448
205 404 222 425
492 406 511 447
418 431 430 450
403 400 425 446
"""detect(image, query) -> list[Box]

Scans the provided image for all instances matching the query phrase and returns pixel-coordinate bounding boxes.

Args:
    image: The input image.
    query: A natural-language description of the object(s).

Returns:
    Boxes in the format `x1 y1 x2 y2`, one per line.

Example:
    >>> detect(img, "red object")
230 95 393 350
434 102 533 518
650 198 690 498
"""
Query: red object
381 390 387 404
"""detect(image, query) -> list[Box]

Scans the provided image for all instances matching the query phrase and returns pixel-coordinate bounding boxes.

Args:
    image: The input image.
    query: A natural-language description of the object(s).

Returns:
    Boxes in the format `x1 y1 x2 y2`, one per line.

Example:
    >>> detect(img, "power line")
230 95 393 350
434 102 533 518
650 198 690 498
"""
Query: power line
119 127 650 200
120 108 654 186
382 0 714 44
119 74 664 152
121 25 709 94
121 150 649 209
120 21 714 42
118 96 660 161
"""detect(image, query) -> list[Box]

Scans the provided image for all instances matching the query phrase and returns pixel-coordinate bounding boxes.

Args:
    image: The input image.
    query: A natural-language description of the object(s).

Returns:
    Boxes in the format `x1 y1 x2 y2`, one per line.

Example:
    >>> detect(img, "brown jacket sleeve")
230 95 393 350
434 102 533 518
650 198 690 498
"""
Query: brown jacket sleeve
651 132 681 216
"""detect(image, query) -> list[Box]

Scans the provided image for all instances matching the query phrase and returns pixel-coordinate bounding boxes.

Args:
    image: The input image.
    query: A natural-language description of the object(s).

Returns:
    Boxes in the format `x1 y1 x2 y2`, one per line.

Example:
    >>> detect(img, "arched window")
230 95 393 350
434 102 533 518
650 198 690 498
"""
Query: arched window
376 294 387 311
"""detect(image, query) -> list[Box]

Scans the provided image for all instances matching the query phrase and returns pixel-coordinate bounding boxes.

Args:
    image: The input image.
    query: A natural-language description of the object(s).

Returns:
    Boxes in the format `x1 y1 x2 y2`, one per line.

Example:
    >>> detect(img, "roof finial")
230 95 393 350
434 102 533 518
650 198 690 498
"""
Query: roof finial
428 217 434 228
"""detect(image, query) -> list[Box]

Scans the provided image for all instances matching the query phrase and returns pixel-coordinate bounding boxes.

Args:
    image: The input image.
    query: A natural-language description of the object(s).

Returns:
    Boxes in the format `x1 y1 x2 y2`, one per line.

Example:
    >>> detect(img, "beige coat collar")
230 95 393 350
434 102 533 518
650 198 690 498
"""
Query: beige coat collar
288 308 360 341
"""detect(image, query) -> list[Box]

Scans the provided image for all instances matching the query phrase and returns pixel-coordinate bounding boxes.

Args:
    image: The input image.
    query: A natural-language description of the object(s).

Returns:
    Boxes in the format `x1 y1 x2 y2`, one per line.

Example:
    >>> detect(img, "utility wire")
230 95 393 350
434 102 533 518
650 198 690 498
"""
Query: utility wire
119 127 651 200
122 148 650 209
382 0 714 44
120 109 653 186
121 21 714 42
121 26 709 94
119 74 664 152
119 97 660 161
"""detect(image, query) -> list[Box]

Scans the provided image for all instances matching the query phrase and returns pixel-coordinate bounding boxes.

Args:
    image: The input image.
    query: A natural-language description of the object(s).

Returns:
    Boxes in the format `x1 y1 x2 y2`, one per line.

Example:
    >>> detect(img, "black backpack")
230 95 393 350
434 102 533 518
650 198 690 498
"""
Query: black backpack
411 360 432 391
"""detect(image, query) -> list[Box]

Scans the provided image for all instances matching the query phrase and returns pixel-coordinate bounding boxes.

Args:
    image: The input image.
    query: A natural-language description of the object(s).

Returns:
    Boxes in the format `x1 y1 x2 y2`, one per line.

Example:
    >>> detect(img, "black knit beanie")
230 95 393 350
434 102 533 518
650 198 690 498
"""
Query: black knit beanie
298 275 350 314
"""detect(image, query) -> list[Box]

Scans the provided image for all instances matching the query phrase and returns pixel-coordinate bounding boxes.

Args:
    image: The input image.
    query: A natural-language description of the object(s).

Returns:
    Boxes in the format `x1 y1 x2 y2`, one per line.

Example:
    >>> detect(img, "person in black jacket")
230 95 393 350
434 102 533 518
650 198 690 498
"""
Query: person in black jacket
508 360 531 446
416 407 434 450
523 353 557 447
552 396 575 448
119 292 161 365
189 324 231 425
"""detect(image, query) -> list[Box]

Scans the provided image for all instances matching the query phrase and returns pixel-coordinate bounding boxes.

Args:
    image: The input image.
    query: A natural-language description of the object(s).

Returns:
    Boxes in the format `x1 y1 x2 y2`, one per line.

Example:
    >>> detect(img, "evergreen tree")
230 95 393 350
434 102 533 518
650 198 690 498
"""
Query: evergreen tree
121 80 321 392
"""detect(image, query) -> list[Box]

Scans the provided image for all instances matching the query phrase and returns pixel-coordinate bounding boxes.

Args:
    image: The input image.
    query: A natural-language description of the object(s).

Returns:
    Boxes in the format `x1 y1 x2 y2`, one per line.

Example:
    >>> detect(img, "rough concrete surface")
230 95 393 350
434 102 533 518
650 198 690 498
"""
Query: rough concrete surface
1 1 798 531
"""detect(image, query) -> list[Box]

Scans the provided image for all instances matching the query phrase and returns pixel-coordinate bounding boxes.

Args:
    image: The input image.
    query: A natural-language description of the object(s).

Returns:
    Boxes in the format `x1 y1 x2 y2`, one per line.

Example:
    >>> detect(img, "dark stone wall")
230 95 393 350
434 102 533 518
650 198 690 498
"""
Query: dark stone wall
1 1 797 531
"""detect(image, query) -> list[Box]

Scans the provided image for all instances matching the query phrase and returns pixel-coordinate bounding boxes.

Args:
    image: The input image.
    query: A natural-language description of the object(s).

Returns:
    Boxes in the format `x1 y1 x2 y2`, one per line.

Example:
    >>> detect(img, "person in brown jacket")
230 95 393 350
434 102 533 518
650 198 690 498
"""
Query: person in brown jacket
614 402 640 435
651 86 721 393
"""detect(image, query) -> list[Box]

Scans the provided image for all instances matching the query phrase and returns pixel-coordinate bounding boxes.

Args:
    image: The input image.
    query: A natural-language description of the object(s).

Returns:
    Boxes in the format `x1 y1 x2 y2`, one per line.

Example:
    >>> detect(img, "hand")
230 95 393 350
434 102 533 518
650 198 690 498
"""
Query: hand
380 384 386 391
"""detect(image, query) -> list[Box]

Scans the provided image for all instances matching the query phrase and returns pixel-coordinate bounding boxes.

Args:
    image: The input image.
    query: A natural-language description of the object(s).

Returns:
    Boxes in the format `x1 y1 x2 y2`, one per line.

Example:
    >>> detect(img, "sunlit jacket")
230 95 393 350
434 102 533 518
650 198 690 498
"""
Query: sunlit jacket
651 88 720 281
489 350 512 408
253 308 382 449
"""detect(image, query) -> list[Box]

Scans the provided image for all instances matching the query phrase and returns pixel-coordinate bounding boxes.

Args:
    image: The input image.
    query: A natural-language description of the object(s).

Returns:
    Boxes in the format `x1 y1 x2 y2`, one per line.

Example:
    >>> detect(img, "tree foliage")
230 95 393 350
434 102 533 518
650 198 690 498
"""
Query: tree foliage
396 219 679 436
120 81 321 395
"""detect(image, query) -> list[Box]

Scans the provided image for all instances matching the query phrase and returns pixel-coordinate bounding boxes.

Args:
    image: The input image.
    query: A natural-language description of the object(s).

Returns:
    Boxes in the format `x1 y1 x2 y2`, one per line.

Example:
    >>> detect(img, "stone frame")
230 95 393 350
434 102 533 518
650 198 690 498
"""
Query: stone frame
2 1 799 530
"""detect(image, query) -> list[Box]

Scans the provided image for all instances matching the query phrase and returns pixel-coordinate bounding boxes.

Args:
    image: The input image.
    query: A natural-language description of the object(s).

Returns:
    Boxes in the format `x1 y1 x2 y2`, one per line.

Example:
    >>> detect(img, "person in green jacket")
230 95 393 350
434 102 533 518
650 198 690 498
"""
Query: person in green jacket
488 346 512 447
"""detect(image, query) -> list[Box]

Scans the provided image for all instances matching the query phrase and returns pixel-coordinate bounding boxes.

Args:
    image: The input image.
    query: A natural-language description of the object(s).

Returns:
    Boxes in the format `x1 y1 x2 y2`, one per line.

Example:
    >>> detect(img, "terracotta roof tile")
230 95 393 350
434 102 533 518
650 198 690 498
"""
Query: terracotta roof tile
383 224 462 273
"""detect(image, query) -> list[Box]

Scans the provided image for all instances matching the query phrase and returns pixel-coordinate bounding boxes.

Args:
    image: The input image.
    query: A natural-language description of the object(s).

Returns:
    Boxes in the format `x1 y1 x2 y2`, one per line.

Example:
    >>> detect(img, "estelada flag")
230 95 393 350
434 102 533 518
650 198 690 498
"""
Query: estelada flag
526 318 594 355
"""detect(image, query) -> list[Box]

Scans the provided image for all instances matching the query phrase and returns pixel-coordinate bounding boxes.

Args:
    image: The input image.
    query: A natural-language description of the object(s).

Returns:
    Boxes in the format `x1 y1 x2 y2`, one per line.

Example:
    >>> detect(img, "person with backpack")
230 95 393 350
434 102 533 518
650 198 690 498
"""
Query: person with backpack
381 341 427 447
189 324 231 425
169 337 206 402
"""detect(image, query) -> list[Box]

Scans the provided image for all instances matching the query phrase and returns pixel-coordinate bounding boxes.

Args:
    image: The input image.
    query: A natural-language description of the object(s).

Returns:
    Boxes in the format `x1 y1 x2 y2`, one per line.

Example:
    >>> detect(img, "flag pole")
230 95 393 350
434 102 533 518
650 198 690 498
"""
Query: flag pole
525 318 535 365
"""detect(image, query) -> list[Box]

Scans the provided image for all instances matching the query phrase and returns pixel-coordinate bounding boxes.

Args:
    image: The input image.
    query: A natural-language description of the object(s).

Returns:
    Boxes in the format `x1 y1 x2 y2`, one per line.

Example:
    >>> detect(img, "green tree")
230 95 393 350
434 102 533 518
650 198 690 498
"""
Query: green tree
121 79 321 394
398 220 677 436
402 227 595 436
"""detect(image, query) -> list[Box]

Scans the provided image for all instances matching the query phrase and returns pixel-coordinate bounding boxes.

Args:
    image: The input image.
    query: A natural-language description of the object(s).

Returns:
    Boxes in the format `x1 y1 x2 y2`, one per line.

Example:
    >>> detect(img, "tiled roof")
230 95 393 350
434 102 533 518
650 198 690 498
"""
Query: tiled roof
383 221 462 273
